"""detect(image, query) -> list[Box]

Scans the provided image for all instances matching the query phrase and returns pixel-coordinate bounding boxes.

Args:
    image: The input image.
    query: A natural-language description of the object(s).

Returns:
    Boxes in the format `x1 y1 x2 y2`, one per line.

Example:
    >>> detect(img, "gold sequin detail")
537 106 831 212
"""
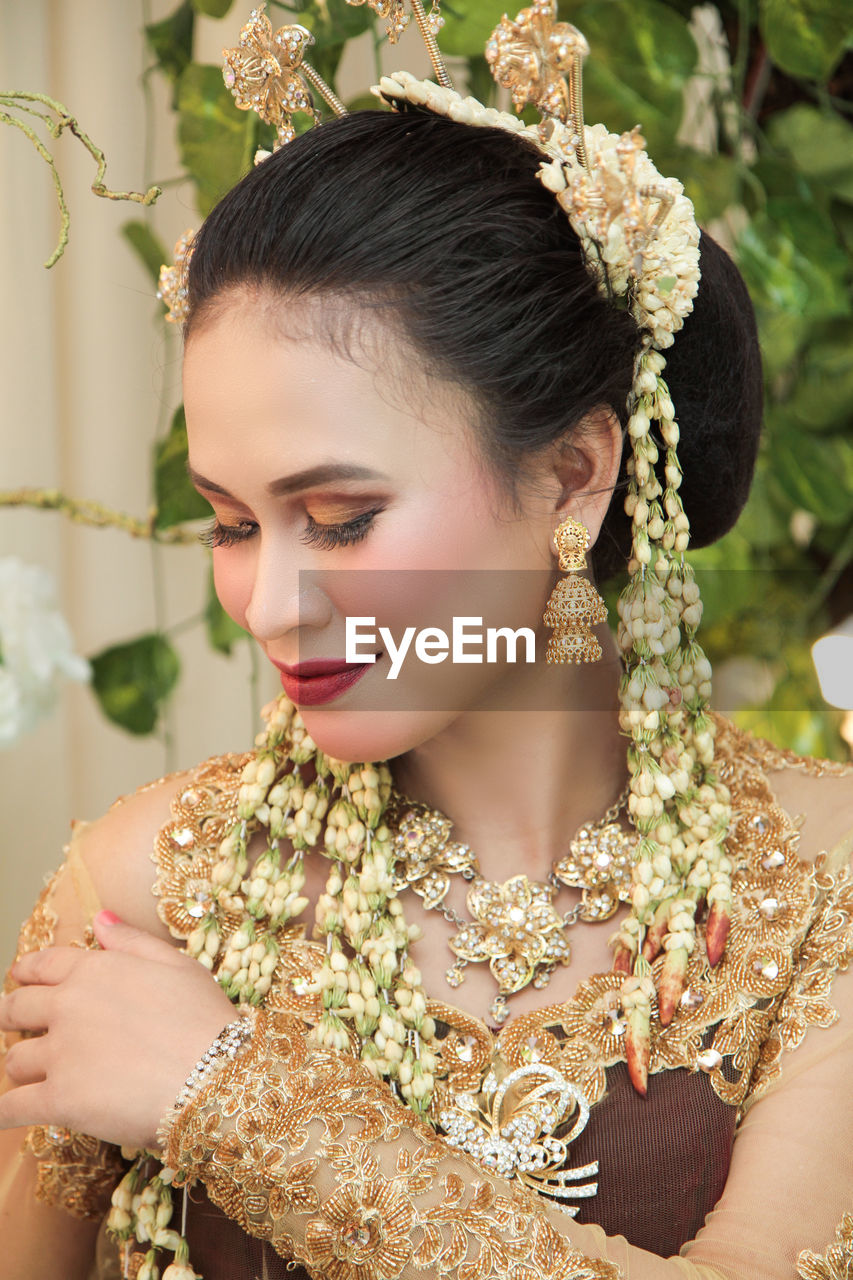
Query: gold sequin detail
797 1212 853 1279
25 1125 127 1222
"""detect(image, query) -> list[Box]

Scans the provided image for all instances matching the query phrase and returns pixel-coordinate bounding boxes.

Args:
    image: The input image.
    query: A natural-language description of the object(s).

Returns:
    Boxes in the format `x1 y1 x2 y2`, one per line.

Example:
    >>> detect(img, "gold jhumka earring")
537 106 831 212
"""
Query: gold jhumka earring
543 516 608 663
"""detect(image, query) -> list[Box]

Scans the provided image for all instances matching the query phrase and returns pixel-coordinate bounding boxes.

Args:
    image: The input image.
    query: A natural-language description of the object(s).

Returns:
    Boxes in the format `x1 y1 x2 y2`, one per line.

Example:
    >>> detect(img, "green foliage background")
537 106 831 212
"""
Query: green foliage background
85 0 853 755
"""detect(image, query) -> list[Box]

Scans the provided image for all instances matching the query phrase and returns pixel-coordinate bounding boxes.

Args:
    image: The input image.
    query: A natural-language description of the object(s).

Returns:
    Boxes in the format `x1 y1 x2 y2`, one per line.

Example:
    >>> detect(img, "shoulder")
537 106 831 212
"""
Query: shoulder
72 751 251 944
714 712 853 867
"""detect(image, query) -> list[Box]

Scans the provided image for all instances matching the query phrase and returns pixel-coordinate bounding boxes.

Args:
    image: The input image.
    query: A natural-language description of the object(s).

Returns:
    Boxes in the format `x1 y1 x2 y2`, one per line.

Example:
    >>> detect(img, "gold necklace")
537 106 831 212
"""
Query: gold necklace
386 786 636 1023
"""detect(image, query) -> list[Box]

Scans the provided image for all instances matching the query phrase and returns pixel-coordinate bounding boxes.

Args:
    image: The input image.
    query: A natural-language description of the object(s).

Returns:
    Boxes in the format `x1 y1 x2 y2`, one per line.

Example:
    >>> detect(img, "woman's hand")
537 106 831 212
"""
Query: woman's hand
0 912 238 1150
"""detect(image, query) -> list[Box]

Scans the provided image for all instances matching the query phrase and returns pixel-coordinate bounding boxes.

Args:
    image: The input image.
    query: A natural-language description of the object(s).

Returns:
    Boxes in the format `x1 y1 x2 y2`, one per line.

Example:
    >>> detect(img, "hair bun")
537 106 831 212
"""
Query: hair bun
593 231 763 579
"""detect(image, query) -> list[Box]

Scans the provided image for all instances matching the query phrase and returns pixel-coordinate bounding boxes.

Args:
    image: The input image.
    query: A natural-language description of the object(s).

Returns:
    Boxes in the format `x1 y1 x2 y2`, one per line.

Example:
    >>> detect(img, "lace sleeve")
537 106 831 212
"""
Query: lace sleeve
1 828 127 1222
158 1007 740 1280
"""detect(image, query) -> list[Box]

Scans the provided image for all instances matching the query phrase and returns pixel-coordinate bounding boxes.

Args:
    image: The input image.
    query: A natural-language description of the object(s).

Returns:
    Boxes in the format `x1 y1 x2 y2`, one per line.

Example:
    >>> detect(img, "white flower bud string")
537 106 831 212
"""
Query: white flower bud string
612 340 733 1090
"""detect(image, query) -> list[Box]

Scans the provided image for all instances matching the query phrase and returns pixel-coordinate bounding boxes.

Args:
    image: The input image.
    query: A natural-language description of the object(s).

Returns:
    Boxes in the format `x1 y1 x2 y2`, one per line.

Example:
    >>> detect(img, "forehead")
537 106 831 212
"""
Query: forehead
181 293 485 476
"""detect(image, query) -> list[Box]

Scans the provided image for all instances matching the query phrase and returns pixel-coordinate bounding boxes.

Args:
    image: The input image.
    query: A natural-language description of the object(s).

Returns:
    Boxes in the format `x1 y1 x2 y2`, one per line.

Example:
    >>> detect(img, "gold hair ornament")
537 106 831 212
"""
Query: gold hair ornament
157 228 195 325
349 0 451 85
156 0 732 1105
223 8 346 146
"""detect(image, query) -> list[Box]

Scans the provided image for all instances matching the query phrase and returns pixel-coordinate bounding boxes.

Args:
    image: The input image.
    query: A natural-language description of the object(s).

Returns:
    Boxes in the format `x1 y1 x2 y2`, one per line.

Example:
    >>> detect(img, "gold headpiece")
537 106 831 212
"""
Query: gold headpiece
160 0 732 1100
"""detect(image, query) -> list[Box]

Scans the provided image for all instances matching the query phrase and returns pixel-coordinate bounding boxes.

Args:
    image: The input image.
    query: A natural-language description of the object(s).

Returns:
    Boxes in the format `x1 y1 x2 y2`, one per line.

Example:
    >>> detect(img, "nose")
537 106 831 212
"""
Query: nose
243 540 330 645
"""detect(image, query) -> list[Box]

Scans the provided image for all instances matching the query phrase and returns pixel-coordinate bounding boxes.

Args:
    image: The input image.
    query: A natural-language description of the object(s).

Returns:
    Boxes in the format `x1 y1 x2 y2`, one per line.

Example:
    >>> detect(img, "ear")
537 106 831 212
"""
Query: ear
547 407 624 552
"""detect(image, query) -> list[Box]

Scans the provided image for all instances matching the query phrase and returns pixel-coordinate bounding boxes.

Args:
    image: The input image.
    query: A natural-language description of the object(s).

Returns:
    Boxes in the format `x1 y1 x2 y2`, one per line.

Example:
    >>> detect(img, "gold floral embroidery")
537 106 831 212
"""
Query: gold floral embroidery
304 1156 417 1280
741 733 853 781
1 863 62 1007
744 863 853 1108
797 1212 853 1279
24 1124 127 1221
151 754 253 941
160 1008 622 1280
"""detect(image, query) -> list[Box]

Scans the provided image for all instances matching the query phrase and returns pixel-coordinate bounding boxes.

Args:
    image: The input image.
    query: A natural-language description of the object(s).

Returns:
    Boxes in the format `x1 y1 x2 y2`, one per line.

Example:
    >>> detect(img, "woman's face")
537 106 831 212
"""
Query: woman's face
183 294 609 763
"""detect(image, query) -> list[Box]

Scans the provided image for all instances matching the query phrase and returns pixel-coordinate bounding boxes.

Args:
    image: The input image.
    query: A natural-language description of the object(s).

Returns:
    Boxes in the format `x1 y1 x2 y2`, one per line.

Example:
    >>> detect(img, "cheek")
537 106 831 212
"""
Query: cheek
387 491 500 570
212 555 254 627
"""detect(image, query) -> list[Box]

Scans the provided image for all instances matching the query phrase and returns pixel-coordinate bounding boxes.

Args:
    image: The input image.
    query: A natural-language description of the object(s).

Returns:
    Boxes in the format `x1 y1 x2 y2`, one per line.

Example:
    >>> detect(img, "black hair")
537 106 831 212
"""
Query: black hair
186 109 763 579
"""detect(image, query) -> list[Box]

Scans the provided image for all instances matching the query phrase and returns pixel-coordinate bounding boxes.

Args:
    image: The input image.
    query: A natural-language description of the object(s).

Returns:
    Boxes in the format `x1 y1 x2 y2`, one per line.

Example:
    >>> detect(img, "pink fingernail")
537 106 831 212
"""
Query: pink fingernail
97 910 121 926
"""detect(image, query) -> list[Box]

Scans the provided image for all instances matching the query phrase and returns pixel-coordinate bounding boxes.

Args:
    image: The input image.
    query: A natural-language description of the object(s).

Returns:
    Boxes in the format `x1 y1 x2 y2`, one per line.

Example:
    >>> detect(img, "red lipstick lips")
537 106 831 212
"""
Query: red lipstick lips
271 657 376 706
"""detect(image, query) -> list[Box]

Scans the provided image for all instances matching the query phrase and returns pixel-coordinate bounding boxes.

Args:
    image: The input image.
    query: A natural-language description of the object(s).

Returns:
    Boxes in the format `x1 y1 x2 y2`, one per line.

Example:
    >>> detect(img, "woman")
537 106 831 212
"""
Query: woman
1 4 852 1276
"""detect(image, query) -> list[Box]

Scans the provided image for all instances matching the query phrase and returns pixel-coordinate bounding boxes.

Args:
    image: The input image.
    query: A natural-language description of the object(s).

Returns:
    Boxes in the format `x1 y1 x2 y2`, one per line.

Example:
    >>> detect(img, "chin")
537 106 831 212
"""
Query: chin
295 704 459 766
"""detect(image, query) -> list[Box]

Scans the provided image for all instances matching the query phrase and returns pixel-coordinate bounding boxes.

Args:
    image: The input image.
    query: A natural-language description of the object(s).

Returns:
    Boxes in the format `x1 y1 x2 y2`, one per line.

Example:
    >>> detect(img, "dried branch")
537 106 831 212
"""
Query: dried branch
0 91 161 266
0 488 199 545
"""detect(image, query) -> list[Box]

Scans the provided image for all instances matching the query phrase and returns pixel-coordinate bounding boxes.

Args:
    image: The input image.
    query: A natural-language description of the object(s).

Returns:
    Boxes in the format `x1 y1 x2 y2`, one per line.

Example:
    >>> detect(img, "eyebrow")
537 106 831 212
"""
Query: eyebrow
186 461 391 498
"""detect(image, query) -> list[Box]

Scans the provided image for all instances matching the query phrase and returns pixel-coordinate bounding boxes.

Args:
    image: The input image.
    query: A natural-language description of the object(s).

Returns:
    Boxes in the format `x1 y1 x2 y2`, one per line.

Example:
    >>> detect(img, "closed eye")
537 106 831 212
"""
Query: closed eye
300 509 381 549
198 507 383 551
197 519 256 549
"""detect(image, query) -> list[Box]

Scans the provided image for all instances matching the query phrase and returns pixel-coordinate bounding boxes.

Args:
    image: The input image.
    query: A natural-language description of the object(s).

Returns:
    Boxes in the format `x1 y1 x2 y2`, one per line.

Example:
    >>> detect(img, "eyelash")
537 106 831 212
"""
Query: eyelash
198 509 382 551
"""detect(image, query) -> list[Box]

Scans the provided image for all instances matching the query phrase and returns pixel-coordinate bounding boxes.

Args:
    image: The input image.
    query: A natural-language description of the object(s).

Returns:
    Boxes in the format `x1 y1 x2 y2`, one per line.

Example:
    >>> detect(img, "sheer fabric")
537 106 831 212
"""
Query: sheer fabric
1 731 852 1279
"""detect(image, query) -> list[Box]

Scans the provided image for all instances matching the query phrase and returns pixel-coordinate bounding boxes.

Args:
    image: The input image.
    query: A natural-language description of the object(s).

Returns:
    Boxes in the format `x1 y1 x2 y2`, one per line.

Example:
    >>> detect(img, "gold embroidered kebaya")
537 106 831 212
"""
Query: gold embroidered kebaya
9 711 853 1276
139 710 853 1130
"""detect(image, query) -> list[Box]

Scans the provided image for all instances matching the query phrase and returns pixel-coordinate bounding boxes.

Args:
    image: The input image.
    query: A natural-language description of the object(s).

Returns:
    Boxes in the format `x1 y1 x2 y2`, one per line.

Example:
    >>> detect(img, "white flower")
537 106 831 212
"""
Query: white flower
0 557 90 747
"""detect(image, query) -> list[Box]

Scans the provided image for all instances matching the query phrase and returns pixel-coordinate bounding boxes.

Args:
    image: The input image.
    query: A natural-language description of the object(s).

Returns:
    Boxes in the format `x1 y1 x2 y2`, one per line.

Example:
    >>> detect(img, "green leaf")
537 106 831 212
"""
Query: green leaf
767 104 853 203
732 638 846 760
153 406 212 530
121 220 169 287
666 149 742 224
346 92 383 113
759 0 853 81
834 202 853 258
728 465 790 550
177 63 255 214
205 568 247 655
734 700 843 761
90 634 180 735
735 197 851 369
466 53 499 109
785 322 853 431
566 0 698 155
192 0 233 15
771 415 853 523
439 0 503 57
294 0 373 47
145 2 195 86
